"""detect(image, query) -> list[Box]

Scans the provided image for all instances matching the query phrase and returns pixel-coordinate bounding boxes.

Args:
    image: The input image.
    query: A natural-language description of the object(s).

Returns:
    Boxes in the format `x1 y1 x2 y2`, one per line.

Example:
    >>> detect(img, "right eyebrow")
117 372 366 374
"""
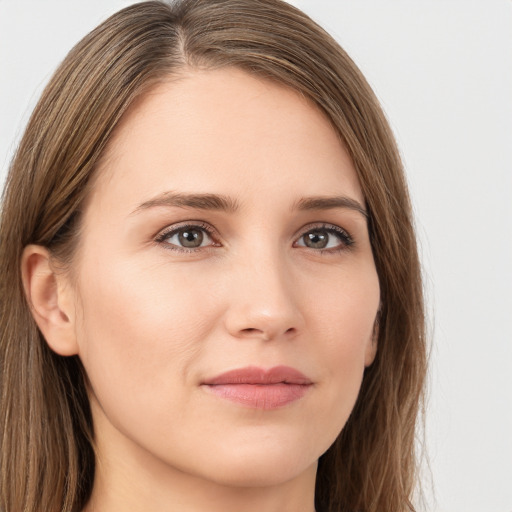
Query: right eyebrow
130 191 240 215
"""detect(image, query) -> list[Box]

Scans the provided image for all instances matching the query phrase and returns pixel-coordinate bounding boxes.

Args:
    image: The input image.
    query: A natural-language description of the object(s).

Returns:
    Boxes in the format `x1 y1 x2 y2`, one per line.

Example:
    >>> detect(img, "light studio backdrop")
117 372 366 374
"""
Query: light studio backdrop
1 2 511 511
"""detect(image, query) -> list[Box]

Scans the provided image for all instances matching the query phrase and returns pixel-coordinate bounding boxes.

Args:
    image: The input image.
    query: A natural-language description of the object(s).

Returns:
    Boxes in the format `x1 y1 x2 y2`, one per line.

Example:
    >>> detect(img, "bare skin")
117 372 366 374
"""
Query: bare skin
23 67 380 512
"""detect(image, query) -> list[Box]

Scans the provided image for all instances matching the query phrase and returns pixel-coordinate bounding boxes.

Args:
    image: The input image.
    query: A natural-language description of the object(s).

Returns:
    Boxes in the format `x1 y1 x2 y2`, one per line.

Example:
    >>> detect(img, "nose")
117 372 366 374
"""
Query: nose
223 251 304 342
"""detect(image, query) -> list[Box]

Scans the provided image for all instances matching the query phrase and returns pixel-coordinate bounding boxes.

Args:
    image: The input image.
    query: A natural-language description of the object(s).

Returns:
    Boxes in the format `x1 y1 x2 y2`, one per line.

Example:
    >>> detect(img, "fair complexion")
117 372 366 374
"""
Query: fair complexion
23 67 380 512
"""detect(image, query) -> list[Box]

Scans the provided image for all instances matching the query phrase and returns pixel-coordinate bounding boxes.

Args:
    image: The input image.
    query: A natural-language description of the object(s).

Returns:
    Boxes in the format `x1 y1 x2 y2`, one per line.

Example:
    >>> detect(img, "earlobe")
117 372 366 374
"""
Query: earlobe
21 245 79 356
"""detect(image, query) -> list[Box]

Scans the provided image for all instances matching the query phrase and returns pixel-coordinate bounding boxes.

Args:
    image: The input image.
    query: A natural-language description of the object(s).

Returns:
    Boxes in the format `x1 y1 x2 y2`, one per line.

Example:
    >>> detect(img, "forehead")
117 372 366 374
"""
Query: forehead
90 66 363 214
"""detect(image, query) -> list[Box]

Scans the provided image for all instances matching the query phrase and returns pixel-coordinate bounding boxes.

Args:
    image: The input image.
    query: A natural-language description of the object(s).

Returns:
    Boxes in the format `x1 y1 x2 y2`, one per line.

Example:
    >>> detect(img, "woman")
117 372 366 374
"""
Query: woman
0 1 426 511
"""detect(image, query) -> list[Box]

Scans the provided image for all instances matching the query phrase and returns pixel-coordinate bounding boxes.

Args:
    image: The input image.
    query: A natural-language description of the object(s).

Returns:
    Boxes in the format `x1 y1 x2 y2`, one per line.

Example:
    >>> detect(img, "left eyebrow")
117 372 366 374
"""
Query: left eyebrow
294 196 368 218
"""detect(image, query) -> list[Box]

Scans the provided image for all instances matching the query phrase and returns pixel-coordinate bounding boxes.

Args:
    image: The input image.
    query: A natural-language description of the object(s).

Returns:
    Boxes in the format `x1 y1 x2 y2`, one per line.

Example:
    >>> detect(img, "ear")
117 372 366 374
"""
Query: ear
364 310 380 367
21 245 79 356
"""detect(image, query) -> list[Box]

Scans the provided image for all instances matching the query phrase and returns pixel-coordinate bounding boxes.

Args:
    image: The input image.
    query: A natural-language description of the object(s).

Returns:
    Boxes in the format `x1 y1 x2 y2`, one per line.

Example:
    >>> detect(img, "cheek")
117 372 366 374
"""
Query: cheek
73 256 220 414
300 264 379 435
302 260 379 355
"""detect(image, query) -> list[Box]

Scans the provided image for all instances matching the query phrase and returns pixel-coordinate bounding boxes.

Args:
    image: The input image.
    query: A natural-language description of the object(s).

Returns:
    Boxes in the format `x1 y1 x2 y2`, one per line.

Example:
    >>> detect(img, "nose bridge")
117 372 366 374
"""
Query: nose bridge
224 239 302 340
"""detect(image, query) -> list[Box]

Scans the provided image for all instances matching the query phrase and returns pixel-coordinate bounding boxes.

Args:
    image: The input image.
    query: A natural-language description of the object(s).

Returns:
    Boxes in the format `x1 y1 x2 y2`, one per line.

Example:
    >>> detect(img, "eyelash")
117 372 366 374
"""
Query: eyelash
155 222 354 254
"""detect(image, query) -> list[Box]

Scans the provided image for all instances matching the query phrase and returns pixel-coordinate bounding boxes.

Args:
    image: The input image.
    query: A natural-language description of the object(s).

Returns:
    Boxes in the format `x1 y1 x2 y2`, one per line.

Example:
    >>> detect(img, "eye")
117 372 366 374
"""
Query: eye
156 223 217 251
295 224 353 251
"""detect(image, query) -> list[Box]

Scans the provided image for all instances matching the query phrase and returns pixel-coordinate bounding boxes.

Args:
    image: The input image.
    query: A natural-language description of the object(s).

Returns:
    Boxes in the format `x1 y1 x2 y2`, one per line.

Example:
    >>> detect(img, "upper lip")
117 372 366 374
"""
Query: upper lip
202 365 312 385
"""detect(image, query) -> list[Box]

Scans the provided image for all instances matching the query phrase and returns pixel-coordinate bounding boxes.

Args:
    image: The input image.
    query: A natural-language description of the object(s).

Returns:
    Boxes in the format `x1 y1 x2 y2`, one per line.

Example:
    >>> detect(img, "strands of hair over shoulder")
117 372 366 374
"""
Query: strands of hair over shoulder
0 1 427 511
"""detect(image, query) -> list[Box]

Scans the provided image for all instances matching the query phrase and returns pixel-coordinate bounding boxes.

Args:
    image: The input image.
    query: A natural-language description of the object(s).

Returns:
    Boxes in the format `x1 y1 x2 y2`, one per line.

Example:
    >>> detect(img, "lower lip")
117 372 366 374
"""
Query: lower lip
203 383 311 409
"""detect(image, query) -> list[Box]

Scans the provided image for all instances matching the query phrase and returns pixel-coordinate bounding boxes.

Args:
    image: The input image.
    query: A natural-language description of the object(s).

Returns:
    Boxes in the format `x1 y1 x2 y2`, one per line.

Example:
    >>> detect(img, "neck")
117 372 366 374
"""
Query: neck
85 460 317 512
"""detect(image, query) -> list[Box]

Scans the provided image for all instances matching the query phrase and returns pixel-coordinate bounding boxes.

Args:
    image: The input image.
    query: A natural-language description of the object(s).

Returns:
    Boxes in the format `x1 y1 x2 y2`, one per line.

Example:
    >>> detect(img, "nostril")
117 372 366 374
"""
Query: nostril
238 326 297 340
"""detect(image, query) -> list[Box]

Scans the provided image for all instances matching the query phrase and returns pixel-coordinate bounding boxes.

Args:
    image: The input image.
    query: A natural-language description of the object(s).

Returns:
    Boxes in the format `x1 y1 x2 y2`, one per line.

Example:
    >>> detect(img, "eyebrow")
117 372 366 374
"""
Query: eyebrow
131 192 240 215
294 196 368 218
131 191 367 218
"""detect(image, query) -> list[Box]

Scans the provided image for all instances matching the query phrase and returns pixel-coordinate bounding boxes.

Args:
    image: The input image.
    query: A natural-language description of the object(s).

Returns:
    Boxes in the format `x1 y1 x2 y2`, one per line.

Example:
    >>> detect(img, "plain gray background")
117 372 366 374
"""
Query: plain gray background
1 1 511 511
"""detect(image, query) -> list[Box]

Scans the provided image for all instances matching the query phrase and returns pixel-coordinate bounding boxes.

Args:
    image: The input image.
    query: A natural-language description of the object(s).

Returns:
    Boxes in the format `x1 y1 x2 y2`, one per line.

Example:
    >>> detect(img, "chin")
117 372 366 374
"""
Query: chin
185 435 321 488
207 456 316 488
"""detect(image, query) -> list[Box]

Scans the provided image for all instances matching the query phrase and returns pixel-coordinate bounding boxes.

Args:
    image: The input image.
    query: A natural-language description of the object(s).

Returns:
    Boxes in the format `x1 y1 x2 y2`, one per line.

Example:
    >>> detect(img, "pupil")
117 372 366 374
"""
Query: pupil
305 231 328 249
178 229 203 248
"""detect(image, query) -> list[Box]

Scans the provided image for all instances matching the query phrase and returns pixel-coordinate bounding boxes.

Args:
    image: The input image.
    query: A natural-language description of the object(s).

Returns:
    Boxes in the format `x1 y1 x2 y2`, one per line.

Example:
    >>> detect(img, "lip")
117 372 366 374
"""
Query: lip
201 365 313 410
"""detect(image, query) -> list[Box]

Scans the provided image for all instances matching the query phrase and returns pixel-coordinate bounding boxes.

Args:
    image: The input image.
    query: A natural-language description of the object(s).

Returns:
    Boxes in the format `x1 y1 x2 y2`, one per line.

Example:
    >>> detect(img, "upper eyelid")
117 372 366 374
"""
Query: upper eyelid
155 221 218 240
295 222 352 239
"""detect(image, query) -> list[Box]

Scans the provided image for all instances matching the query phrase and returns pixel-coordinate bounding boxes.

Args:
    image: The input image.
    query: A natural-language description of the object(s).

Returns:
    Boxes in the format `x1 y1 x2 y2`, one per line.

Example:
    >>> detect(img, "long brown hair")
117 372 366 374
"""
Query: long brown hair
0 1 427 511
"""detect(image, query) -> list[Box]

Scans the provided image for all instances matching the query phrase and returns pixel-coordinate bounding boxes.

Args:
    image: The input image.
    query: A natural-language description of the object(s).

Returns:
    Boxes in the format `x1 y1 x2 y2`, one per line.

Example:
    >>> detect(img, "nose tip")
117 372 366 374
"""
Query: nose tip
223 264 303 342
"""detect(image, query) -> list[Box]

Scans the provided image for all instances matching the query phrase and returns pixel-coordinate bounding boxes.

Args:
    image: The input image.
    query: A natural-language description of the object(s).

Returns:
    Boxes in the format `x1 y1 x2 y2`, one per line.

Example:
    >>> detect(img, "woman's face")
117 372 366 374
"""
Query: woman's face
71 67 380 487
